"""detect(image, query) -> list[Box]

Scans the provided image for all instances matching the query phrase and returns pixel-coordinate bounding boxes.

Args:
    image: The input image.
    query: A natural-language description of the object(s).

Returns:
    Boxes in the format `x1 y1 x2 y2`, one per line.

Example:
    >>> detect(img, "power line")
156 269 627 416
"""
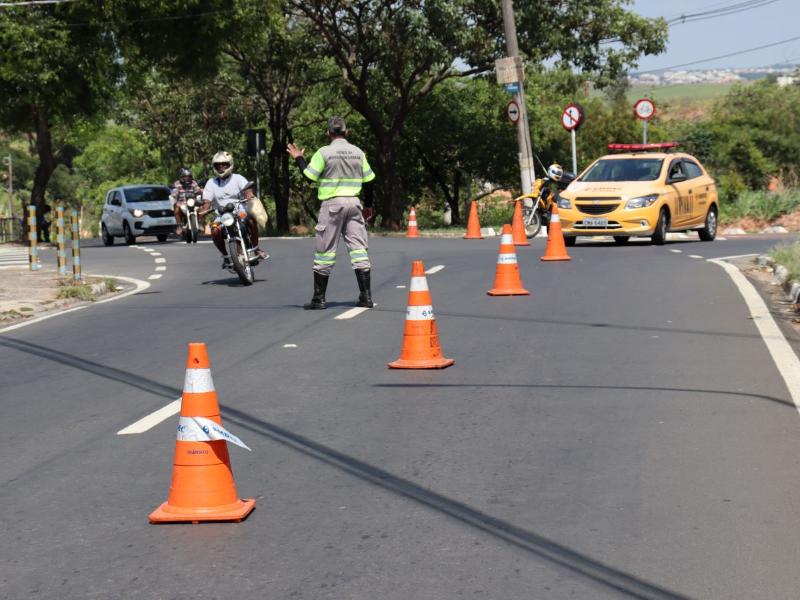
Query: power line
634 34 800 74
601 0 780 45
667 0 780 26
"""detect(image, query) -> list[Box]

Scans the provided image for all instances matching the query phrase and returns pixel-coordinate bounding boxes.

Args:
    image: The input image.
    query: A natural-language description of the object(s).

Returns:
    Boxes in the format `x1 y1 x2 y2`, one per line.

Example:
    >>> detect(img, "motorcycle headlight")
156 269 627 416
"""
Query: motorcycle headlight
187 198 196 208
557 197 572 209
220 212 235 227
625 194 659 209
132 208 144 218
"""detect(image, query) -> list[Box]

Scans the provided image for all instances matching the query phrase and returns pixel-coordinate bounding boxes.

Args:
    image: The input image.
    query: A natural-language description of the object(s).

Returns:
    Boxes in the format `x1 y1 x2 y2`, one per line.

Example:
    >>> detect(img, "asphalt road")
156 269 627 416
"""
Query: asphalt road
2 232 800 599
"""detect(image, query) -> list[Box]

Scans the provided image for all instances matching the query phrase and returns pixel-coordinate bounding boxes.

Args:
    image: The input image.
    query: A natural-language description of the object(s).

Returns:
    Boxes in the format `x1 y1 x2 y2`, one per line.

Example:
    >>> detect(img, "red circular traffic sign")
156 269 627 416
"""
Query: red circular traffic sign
634 98 656 121
507 100 520 124
561 103 583 131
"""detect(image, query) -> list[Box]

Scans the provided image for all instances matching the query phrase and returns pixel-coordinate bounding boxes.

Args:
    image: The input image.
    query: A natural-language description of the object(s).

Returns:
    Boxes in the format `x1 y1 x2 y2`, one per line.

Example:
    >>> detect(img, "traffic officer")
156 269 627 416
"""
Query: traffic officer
287 116 376 310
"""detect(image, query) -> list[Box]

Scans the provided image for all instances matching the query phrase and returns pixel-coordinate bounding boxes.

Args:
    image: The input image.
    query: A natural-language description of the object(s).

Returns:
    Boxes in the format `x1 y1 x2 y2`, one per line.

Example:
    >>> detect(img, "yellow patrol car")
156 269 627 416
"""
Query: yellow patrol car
557 143 719 245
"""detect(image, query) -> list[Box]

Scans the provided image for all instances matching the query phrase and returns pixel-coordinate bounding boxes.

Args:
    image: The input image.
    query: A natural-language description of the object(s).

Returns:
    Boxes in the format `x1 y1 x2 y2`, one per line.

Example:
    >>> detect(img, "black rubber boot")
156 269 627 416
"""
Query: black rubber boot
304 272 328 310
355 268 374 308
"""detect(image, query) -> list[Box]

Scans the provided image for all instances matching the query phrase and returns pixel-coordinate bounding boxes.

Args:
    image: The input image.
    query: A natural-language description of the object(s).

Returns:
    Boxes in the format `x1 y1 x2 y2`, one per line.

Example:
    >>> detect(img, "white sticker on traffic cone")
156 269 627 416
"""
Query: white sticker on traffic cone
177 416 251 451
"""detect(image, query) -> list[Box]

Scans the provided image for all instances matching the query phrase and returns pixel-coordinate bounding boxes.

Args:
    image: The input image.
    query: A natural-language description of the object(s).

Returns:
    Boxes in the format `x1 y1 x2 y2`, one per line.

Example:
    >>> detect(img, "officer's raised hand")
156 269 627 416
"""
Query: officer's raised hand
286 144 304 159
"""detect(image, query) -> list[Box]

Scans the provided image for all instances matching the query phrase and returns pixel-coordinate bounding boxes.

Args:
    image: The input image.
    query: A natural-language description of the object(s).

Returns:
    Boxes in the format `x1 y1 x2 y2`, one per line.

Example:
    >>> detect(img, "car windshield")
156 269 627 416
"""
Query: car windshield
579 158 664 182
125 187 171 203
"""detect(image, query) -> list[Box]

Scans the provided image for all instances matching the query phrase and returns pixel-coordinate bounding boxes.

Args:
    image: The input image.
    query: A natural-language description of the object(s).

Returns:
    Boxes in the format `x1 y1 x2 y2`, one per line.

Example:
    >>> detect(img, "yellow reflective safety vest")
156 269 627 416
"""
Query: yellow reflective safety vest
303 138 376 200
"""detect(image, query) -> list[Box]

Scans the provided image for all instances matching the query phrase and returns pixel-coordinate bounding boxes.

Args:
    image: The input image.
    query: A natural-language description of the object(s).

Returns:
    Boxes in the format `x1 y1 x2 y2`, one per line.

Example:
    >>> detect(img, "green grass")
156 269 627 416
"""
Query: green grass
770 243 800 283
56 284 94 301
626 83 737 103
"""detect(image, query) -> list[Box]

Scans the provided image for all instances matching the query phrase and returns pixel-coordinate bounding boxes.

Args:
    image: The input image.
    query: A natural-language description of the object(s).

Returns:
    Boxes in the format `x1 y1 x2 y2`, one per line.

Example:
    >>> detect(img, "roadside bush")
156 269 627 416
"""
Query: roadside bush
479 201 515 228
721 189 800 222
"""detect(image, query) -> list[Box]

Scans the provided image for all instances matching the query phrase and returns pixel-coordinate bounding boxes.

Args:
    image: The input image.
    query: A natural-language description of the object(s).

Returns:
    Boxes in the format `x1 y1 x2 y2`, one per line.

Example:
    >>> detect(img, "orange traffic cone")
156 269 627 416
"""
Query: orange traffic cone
406 207 420 238
511 200 531 246
540 204 572 261
149 343 255 524
463 201 483 239
488 224 530 296
389 261 454 369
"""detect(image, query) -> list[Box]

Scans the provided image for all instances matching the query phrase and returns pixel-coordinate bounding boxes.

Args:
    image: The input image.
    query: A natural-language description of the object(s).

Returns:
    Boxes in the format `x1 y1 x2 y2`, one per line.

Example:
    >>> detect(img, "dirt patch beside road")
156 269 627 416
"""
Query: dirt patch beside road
0 266 125 325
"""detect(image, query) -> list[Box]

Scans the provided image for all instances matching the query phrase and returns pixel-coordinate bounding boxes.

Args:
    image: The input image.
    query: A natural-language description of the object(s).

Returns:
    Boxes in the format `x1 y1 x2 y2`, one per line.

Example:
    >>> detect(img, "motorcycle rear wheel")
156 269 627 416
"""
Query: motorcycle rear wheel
228 239 254 286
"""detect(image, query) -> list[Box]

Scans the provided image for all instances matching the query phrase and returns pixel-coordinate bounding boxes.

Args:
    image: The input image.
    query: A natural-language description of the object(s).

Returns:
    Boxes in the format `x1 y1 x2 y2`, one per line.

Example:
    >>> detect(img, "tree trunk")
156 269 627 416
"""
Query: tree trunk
268 136 289 233
31 108 57 210
374 141 405 230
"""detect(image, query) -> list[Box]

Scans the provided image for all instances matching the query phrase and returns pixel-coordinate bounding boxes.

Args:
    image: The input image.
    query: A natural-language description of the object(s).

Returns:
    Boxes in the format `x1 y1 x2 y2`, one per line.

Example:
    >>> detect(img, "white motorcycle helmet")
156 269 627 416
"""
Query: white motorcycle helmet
547 163 563 182
212 151 234 179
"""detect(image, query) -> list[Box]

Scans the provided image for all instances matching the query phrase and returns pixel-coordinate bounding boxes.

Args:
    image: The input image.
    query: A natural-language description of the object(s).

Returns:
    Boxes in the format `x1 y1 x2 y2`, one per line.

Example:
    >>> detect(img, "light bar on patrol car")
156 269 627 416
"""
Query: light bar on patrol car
607 142 679 152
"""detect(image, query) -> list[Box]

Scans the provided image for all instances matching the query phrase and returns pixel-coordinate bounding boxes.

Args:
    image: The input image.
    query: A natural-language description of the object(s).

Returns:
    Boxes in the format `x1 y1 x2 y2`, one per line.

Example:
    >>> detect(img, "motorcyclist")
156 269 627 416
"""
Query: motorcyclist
171 167 203 235
202 151 267 267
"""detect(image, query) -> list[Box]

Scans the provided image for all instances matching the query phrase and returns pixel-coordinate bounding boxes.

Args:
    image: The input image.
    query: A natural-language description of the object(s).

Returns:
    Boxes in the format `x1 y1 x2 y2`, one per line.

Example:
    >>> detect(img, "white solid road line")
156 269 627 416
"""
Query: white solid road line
710 258 800 414
148 274 162 280
335 307 371 320
425 265 445 275
117 399 181 435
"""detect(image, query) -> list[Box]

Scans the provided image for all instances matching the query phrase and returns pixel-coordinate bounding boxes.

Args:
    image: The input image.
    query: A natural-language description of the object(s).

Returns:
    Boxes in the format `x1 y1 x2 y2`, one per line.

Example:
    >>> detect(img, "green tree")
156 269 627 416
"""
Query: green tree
0 4 118 218
402 77 516 224
288 0 667 227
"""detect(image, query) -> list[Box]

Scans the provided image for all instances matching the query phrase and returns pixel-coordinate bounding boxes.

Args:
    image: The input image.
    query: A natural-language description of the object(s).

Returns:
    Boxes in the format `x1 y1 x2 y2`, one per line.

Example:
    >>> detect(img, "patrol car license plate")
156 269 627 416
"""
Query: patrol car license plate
584 218 608 228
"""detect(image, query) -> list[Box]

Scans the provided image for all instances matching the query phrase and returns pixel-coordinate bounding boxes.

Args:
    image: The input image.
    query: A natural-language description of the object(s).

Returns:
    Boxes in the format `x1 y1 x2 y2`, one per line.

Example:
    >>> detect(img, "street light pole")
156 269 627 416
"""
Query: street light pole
501 0 535 194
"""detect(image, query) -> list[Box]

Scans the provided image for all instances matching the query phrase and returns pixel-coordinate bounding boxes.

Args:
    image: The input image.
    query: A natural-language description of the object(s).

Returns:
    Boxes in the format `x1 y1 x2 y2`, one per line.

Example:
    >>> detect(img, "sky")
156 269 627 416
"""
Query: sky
631 0 800 71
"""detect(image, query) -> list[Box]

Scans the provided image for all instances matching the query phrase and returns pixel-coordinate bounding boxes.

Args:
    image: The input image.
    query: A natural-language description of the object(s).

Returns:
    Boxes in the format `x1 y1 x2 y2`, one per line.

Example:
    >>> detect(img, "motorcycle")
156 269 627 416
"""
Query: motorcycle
519 171 576 238
217 183 262 286
180 191 203 244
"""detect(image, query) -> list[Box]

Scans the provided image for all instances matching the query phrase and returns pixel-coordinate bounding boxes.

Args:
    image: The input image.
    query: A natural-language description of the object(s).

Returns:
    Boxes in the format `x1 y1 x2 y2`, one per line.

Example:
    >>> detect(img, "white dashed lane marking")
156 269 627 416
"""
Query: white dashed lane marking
154 258 166 264
148 274 162 280
425 265 445 275
117 399 181 435
150 252 162 257
283 344 298 348
689 254 704 259
335 307 371 320
669 249 682 253
155 266 166 271
396 285 406 289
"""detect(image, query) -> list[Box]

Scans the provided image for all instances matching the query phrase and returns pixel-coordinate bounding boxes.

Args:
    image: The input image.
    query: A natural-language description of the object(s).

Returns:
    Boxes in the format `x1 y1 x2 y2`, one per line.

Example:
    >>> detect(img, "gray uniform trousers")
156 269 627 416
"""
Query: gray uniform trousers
313 197 370 276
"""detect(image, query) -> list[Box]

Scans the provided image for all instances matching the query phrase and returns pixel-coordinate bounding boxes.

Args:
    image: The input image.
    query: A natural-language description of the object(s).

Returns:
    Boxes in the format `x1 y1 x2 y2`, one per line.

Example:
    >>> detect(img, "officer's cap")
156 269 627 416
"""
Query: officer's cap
327 116 347 135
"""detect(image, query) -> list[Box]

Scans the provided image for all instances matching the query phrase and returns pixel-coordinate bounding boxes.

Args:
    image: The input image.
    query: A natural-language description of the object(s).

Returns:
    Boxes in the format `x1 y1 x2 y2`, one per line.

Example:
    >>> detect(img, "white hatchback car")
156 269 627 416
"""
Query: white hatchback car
101 185 177 245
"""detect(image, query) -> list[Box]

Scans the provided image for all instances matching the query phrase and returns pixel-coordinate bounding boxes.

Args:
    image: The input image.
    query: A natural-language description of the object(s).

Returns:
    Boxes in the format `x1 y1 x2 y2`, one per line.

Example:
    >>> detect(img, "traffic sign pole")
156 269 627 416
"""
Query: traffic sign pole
571 129 577 175
643 120 648 144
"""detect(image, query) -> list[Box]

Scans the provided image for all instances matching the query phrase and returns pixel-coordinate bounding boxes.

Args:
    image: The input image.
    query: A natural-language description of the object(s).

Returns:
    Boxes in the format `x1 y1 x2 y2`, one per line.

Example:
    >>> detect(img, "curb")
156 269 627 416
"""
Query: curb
756 254 800 304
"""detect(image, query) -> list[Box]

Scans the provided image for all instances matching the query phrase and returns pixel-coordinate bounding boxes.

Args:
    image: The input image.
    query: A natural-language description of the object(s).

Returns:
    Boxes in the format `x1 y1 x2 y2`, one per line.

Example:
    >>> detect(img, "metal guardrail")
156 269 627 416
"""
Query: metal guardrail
0 217 22 244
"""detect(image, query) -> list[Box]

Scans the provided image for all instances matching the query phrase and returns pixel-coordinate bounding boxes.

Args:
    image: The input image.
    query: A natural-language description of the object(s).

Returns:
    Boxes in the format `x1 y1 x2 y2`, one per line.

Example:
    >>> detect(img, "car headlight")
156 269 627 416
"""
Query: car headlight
187 198 196 208
132 208 144 218
557 197 572 209
625 194 659 209
220 212 235 227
